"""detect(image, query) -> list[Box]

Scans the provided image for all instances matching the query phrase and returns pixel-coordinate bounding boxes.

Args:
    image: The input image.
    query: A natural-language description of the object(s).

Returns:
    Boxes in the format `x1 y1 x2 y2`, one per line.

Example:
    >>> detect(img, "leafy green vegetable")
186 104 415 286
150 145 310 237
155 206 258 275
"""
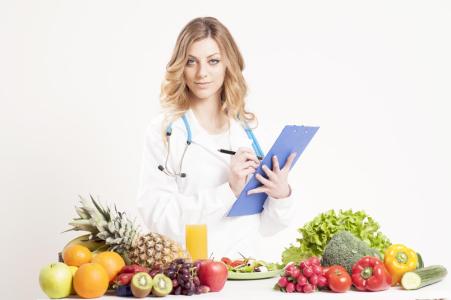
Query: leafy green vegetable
281 209 391 265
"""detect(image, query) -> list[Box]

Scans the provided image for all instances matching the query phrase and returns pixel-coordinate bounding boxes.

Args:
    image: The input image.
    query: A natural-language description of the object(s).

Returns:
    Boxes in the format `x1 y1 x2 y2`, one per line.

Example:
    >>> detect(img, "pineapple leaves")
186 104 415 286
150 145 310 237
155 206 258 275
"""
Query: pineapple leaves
75 206 90 219
90 195 111 222
65 194 142 254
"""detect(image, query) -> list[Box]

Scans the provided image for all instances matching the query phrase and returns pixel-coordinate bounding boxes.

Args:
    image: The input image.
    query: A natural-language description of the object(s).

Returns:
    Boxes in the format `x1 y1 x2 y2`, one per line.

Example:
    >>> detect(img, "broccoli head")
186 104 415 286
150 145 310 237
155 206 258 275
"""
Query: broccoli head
321 231 381 274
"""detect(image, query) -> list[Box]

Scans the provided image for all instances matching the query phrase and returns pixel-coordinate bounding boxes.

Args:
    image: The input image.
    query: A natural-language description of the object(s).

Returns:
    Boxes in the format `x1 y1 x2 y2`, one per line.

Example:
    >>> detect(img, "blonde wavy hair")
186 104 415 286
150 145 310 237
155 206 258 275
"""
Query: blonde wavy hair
160 17 257 142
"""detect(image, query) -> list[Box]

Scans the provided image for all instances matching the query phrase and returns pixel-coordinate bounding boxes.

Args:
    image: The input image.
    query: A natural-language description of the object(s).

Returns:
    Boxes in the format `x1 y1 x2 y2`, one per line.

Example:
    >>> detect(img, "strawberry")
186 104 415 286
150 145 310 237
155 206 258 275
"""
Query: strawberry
120 264 149 274
114 272 134 286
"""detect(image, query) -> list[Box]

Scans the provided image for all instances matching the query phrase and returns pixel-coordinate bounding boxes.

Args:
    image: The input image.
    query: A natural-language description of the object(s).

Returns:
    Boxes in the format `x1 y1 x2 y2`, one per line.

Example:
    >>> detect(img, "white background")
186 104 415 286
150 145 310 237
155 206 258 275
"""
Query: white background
1 1 450 299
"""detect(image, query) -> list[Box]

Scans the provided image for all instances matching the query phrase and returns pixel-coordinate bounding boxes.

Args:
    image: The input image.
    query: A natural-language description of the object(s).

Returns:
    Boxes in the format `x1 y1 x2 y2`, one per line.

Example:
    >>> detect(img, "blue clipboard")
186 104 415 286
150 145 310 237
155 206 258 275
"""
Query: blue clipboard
227 125 319 217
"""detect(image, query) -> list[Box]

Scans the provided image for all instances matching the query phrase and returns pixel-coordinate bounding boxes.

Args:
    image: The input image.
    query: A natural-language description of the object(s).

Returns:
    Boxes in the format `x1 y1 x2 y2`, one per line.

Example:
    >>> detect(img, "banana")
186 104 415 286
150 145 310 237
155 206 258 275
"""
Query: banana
63 234 106 252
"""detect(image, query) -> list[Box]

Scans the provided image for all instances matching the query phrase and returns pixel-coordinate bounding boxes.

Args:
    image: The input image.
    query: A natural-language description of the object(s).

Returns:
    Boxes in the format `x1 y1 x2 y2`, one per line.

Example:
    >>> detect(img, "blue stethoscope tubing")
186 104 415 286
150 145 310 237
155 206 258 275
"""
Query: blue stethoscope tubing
158 114 264 178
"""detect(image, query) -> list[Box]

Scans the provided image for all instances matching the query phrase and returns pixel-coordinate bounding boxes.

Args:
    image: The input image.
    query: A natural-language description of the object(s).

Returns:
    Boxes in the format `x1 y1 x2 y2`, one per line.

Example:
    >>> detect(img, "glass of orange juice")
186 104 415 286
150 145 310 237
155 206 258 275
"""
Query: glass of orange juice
185 224 207 260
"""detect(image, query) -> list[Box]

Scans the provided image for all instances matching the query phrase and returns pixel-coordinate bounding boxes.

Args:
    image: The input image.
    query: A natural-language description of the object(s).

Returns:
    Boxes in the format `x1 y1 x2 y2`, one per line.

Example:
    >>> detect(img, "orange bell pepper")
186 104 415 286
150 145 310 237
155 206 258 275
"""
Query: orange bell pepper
384 244 418 285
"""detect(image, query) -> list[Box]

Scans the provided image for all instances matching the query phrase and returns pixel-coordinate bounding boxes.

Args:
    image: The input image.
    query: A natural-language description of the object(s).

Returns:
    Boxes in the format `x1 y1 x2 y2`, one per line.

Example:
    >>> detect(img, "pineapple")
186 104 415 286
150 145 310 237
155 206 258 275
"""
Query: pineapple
65 195 188 268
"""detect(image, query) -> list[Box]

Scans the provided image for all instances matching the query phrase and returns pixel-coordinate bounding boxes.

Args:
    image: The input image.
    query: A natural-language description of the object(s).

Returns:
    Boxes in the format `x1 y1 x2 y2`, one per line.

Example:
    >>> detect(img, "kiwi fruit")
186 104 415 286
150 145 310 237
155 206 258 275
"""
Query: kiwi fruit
152 274 173 297
130 272 153 298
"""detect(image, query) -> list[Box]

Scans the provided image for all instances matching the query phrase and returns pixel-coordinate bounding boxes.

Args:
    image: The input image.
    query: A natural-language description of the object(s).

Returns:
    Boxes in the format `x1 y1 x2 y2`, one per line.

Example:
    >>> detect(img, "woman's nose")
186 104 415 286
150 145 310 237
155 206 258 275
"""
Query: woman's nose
197 62 208 79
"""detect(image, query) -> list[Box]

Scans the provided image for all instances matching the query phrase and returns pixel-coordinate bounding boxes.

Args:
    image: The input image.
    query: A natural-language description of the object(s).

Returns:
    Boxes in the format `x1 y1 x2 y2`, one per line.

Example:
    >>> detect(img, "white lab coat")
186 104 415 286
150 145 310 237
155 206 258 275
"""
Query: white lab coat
136 109 296 258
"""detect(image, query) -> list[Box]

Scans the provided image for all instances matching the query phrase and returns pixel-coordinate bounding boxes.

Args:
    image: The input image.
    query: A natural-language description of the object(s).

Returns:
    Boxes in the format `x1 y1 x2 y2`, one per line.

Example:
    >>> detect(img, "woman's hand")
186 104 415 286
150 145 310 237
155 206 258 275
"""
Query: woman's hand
228 147 260 197
248 152 297 199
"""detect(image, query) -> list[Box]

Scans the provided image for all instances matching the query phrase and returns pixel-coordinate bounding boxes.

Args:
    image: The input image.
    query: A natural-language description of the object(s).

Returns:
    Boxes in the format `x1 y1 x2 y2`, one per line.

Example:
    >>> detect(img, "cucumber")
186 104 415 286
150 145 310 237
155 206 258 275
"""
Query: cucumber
401 265 447 290
416 252 424 269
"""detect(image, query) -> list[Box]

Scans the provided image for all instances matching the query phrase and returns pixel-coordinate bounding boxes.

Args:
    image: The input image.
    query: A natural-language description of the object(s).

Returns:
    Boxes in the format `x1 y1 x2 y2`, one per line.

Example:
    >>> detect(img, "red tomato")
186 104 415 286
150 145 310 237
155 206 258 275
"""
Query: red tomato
325 265 347 275
326 266 352 293
220 257 232 265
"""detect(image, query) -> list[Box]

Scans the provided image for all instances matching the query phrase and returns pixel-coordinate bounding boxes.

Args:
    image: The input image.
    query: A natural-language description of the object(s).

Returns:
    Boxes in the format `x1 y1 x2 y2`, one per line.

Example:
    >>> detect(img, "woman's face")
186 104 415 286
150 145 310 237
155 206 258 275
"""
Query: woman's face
183 37 226 101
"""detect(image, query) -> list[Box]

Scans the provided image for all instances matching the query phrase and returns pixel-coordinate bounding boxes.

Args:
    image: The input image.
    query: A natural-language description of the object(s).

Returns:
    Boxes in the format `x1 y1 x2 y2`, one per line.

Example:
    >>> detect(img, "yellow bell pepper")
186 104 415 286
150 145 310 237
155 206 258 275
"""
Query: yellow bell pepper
384 244 418 285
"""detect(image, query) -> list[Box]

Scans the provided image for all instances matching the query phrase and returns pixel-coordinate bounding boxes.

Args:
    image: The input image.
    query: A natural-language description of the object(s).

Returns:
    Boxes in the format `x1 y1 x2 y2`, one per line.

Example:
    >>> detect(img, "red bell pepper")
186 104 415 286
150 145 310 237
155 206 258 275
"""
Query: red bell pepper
351 256 392 292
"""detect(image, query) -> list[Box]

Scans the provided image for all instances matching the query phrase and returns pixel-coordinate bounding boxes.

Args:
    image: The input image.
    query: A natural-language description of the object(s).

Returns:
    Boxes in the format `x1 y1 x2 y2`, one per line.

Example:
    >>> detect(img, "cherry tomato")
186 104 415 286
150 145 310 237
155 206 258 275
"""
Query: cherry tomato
326 266 352 293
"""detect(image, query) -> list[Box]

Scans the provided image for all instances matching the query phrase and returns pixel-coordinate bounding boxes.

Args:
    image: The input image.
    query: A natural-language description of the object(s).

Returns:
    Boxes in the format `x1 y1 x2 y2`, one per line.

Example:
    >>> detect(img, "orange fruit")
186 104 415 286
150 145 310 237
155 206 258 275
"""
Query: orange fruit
63 244 92 267
91 251 125 281
73 262 109 298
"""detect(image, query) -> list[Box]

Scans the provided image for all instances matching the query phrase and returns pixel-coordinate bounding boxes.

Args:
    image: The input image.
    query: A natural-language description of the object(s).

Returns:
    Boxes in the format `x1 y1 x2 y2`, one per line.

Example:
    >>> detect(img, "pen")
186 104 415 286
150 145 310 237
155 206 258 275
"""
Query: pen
218 149 263 160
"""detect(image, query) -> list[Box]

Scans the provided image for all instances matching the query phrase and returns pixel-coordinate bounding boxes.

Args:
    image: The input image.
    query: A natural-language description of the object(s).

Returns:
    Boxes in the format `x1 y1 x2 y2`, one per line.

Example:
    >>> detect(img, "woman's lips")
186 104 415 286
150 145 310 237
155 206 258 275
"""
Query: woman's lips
195 82 212 89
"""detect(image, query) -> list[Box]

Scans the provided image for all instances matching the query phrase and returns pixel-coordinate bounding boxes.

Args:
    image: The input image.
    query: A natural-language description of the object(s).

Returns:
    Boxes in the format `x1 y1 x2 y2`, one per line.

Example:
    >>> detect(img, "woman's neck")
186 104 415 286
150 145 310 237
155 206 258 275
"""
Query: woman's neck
189 93 229 134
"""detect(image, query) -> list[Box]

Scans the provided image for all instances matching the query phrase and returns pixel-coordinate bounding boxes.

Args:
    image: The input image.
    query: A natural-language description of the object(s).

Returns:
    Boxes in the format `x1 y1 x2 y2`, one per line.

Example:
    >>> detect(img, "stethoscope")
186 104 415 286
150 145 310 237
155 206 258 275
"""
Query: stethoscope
157 114 264 178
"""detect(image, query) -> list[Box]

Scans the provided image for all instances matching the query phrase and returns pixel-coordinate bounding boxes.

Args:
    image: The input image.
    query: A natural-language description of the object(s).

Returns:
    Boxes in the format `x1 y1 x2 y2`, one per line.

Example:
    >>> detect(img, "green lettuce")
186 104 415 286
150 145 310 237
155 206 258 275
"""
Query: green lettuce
281 209 391 265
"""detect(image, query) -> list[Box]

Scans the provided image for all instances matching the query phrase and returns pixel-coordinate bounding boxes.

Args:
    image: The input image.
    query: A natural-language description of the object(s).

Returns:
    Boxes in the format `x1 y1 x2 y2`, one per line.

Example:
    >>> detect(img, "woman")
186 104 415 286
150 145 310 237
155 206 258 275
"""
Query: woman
137 17 297 258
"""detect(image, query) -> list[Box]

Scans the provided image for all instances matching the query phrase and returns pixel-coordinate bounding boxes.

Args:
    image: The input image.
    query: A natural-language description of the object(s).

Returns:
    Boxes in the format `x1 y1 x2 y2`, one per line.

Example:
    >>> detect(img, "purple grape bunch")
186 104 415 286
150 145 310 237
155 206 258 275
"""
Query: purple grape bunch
162 258 210 296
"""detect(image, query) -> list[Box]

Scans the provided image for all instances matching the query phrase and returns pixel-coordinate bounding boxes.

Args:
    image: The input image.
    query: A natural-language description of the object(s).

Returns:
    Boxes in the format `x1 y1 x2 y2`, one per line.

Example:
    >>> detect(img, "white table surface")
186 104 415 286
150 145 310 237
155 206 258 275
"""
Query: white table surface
38 276 451 300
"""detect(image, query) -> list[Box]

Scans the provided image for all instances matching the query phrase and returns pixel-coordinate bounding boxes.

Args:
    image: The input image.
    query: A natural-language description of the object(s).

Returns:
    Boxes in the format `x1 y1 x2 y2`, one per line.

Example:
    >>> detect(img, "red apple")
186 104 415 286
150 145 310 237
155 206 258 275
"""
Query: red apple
197 260 228 292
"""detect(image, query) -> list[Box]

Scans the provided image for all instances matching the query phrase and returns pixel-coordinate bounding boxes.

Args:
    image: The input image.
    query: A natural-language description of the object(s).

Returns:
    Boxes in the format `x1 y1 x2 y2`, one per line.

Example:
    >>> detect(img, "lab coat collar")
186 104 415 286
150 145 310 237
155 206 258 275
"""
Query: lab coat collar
171 109 254 154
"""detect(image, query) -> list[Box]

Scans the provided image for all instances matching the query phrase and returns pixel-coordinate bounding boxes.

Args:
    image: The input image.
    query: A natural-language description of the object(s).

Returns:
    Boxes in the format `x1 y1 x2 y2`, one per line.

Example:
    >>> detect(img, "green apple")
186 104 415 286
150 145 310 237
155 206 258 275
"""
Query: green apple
68 266 78 295
39 262 72 299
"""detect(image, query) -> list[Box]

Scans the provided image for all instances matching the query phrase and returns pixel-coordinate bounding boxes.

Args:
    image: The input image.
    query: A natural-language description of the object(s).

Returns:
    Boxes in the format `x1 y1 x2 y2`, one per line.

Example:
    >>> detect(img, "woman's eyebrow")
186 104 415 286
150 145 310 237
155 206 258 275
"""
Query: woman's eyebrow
188 53 220 59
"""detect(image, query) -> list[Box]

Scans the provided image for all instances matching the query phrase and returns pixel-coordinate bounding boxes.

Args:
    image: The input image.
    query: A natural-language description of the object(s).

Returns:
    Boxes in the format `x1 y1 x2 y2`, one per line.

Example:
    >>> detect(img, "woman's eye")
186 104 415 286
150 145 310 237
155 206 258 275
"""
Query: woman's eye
186 58 219 65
